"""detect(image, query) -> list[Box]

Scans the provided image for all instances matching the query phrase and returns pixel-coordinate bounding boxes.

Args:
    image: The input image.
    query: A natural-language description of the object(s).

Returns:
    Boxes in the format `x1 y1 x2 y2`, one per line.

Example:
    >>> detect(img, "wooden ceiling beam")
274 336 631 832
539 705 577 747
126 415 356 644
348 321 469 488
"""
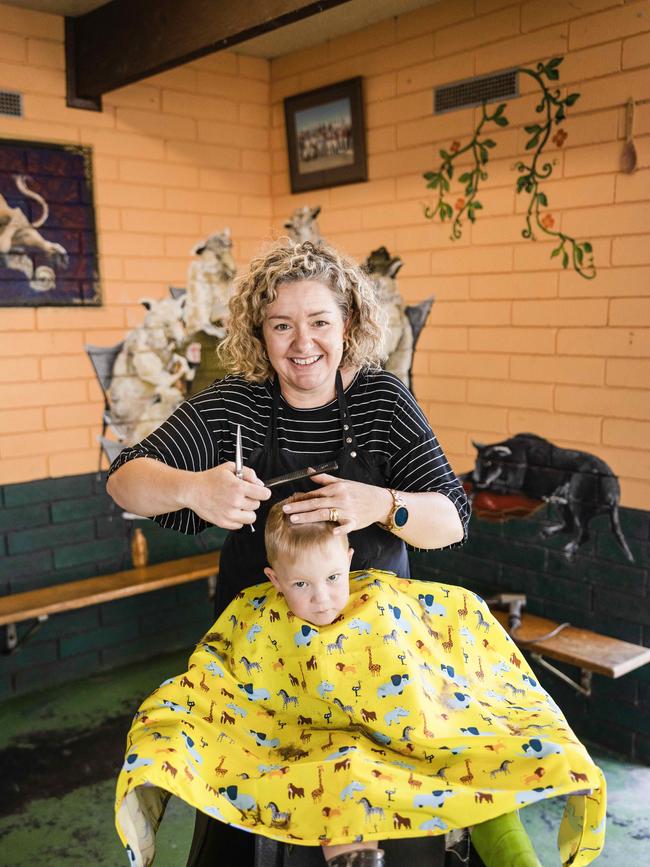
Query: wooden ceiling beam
65 0 354 110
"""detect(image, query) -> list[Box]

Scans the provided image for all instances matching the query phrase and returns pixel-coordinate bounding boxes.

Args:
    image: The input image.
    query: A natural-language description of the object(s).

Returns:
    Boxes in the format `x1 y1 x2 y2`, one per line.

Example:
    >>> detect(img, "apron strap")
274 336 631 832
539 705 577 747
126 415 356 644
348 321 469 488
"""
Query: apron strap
335 369 359 454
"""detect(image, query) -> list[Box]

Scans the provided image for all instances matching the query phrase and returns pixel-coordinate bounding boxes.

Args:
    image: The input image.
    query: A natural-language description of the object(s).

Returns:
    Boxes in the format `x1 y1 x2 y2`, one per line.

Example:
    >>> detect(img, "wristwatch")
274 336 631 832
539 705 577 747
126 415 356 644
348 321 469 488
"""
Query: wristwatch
378 489 409 532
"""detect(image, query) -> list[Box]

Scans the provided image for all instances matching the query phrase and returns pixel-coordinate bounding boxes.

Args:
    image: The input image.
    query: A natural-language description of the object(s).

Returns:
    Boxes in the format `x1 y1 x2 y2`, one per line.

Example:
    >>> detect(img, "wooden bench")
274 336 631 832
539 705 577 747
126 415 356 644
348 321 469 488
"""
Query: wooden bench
0 551 220 653
492 608 650 696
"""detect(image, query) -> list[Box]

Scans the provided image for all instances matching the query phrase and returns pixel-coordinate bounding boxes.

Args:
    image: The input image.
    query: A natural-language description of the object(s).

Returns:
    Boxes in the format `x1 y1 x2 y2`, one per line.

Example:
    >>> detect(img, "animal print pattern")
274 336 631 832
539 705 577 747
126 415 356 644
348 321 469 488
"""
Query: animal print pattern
115 572 606 866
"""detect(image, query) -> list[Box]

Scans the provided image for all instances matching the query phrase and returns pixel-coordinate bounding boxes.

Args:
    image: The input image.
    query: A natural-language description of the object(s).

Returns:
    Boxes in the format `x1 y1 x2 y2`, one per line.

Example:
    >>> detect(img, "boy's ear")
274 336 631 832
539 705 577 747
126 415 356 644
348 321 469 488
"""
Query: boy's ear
264 566 280 588
348 547 354 564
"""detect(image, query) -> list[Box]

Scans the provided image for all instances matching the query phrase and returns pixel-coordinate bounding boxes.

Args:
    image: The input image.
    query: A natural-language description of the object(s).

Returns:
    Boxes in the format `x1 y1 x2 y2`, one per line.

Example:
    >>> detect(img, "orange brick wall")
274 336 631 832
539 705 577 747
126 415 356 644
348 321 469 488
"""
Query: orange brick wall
270 0 650 509
2 1 650 510
0 3 272 484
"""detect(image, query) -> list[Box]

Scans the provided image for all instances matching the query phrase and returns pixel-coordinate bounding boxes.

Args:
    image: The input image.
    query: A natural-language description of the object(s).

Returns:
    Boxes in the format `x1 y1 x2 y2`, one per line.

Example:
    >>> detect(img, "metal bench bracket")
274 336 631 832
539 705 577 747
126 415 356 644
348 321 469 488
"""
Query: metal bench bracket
3 614 49 655
530 651 593 697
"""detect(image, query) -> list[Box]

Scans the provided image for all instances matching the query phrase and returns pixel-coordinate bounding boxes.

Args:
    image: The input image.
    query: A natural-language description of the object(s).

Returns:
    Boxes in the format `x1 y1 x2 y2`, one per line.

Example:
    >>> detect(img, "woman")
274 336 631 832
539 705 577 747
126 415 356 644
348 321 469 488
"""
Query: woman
107 240 470 866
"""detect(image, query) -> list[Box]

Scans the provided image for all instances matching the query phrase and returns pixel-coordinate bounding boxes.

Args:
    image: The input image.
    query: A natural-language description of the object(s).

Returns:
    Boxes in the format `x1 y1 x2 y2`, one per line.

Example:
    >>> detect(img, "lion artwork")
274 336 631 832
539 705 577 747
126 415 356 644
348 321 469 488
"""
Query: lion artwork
184 228 237 339
363 247 413 387
108 296 192 444
0 174 68 284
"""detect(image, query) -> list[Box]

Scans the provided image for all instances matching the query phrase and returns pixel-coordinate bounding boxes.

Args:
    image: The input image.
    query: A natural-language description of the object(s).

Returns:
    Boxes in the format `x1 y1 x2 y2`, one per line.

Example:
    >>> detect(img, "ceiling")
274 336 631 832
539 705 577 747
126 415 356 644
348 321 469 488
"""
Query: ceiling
3 0 440 58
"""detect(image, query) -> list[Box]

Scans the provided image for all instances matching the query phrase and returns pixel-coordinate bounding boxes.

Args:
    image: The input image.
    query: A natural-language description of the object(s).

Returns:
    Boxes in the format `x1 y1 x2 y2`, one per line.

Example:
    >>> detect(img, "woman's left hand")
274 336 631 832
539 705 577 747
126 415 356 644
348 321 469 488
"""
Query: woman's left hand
281 472 391 534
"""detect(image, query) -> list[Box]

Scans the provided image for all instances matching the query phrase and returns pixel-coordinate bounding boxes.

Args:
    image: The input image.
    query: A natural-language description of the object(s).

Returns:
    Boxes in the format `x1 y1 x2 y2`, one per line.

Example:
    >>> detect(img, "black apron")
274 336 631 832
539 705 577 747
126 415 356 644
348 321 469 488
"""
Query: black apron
214 370 409 617
187 372 430 867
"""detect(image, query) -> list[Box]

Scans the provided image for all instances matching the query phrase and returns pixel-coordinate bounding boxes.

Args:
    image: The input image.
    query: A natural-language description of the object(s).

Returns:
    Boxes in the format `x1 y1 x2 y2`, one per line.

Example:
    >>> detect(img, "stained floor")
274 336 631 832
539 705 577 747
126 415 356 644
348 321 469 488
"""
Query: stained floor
1 648 648 867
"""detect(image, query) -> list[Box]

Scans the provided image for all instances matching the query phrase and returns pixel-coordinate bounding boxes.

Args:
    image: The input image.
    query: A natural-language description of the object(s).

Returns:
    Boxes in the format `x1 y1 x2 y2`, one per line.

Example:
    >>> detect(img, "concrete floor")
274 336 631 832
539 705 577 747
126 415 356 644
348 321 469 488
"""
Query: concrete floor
1 649 649 867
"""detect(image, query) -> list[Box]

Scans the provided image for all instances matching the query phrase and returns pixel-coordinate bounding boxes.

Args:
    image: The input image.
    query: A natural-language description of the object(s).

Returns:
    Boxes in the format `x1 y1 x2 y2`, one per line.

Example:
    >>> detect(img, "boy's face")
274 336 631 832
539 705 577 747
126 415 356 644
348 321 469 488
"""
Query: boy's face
264 536 353 626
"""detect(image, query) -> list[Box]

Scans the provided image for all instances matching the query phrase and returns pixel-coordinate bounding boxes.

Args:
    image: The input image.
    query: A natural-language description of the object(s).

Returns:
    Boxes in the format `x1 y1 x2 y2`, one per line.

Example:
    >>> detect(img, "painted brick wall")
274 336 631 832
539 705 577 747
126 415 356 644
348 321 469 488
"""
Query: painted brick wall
0 2 272 485
270 0 650 510
0 470 225 700
412 503 650 763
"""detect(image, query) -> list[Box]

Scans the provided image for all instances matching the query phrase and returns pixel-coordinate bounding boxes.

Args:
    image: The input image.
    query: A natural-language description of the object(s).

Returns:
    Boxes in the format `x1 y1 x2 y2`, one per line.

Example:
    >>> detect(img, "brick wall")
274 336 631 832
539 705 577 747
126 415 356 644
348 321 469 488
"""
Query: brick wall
412 504 650 763
1 0 649 754
0 471 224 700
1 1 649 505
0 2 272 484
270 0 650 510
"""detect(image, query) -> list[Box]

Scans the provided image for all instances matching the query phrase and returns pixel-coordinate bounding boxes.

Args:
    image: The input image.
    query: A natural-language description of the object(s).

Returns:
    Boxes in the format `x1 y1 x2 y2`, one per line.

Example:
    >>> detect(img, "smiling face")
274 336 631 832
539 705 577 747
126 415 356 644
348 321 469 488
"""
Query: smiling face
261 280 347 407
264 535 353 626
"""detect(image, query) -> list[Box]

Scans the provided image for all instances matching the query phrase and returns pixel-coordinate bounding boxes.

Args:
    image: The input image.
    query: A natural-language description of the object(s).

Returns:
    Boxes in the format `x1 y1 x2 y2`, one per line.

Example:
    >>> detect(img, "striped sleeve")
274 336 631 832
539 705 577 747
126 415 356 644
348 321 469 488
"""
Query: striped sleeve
108 396 220 535
386 378 470 549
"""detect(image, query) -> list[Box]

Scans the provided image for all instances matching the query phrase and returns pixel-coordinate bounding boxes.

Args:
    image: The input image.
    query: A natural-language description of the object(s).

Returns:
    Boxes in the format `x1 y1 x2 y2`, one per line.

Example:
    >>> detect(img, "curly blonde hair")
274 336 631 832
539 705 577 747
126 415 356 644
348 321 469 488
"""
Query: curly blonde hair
219 240 386 382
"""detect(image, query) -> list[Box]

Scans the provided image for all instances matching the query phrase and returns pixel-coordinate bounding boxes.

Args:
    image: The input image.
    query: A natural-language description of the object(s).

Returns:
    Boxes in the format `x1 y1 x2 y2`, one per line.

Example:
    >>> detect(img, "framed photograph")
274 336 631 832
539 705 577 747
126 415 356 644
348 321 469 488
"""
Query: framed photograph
0 138 101 306
284 77 367 194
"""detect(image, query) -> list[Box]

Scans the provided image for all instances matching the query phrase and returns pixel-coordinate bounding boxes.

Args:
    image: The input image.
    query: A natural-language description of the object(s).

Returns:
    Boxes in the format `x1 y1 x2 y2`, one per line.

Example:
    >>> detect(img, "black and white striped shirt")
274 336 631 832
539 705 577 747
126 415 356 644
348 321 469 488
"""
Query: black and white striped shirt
109 369 470 546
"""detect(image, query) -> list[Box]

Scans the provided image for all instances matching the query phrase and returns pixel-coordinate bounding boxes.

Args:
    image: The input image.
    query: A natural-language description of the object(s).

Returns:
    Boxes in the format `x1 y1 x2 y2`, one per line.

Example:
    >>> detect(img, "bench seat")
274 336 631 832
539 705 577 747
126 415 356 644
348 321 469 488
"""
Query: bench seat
0 552 220 638
492 609 650 683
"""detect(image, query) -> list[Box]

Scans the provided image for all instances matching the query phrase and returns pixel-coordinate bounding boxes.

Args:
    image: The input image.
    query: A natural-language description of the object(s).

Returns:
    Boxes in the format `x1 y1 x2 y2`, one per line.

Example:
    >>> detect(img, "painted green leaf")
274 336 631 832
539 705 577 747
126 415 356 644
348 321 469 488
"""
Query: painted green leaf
526 133 541 150
537 192 548 206
583 242 593 253
562 250 569 268
525 124 541 134
494 115 509 127
483 139 496 148
565 93 580 106
439 149 450 160
423 171 437 181
550 247 561 258
458 172 472 183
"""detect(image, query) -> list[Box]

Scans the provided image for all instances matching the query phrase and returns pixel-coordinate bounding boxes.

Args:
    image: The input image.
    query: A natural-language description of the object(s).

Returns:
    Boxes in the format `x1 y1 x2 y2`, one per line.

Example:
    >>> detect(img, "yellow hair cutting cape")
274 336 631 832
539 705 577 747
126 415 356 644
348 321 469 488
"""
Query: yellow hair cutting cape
116 571 606 865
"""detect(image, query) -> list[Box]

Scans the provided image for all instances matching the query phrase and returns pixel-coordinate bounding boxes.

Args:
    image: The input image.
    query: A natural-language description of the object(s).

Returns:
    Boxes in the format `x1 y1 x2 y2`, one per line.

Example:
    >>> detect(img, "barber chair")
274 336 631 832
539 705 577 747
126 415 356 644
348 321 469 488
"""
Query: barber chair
404 297 434 395
188 818 485 867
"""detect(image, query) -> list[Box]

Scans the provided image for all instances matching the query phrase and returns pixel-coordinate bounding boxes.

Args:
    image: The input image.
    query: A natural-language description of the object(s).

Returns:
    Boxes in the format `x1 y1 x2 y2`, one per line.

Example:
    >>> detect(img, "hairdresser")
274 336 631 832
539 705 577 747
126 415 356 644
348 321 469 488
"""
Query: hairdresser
106 239 470 865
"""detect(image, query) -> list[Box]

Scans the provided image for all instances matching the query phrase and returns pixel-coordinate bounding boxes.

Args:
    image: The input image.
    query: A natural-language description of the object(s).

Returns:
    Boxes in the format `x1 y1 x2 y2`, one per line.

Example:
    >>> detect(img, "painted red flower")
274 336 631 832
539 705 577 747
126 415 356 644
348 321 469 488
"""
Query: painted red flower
455 198 465 211
552 129 567 147
450 140 461 153
541 213 555 229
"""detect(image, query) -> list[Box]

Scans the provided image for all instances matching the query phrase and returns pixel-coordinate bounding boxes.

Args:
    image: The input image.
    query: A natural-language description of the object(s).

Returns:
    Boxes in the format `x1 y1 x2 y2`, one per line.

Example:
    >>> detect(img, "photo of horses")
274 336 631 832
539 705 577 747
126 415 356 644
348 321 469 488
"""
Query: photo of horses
0 139 101 306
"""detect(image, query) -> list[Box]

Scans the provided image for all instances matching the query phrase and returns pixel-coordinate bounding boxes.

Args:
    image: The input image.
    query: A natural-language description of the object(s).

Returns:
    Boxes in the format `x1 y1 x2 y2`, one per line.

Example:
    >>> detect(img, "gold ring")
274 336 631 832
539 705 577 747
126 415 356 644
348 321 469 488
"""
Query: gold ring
329 507 340 523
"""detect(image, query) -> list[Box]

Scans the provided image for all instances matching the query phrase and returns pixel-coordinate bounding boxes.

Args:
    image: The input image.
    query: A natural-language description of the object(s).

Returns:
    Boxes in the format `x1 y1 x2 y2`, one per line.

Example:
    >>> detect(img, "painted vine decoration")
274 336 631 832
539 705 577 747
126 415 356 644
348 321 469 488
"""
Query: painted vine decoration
423 57 596 279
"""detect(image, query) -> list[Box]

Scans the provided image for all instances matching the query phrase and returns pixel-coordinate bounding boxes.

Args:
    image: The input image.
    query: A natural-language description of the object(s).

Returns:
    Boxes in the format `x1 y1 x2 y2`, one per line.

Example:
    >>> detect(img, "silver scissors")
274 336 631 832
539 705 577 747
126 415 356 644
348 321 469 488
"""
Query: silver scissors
235 425 255 532
235 424 244 480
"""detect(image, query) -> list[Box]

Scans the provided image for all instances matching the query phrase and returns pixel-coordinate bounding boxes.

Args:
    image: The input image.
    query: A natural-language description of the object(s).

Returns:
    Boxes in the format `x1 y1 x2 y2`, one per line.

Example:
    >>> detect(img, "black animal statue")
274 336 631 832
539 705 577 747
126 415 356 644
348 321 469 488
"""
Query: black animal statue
471 433 633 561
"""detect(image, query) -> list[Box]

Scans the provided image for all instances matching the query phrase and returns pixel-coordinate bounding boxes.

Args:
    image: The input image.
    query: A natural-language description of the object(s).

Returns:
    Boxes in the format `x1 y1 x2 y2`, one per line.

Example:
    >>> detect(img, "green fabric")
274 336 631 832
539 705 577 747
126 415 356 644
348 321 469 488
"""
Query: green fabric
471 811 542 867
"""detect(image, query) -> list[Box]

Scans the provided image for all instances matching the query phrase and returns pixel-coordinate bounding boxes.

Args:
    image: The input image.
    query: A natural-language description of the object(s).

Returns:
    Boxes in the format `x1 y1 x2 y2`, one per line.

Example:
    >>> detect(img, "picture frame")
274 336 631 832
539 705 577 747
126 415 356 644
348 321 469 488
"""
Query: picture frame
284 77 367 194
0 138 101 307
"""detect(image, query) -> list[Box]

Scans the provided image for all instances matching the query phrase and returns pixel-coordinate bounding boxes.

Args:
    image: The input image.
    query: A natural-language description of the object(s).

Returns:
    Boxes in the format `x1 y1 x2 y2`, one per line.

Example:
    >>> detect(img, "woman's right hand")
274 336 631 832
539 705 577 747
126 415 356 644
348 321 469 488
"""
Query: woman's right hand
185 462 271 530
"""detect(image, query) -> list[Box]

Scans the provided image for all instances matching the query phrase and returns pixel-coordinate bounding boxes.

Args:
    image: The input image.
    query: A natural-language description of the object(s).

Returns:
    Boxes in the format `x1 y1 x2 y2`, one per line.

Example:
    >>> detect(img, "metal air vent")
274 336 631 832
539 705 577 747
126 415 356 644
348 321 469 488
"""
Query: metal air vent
0 90 23 117
434 69 518 114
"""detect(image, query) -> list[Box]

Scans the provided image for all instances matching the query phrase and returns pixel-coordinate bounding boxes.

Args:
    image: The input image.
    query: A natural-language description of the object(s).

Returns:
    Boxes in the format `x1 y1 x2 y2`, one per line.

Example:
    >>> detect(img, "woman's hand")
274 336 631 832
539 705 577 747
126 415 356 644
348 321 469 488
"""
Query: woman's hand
186 463 271 530
281 473 392 535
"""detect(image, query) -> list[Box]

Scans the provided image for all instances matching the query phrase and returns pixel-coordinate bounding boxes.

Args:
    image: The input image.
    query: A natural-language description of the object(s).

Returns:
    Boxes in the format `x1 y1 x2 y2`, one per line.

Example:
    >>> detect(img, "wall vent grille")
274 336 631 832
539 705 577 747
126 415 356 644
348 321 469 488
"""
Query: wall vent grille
0 90 23 117
434 69 518 114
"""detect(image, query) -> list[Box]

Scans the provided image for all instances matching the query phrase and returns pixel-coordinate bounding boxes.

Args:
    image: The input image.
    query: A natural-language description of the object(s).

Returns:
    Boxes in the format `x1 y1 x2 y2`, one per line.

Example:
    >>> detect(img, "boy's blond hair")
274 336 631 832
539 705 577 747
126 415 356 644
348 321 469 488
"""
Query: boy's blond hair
265 492 348 566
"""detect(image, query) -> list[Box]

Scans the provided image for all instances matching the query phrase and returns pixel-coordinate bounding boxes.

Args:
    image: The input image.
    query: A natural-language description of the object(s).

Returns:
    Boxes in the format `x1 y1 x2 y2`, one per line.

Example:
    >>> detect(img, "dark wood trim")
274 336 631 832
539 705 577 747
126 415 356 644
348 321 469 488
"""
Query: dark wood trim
64 16 102 111
65 0 354 107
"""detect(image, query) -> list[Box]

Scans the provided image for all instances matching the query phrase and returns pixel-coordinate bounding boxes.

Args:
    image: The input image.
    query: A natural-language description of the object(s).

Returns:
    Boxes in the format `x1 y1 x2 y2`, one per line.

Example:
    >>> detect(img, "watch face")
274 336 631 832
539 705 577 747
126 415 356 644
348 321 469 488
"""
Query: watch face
394 505 409 528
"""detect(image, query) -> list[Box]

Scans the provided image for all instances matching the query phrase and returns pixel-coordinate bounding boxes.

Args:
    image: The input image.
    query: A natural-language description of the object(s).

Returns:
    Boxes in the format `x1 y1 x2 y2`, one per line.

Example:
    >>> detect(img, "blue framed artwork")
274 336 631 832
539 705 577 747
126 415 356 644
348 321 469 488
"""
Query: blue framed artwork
0 138 101 306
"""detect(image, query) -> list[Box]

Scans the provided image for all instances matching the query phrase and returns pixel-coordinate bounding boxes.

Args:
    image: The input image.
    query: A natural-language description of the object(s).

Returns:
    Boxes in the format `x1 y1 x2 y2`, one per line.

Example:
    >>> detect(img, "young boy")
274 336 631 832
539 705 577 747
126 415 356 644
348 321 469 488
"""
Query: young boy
115 494 606 867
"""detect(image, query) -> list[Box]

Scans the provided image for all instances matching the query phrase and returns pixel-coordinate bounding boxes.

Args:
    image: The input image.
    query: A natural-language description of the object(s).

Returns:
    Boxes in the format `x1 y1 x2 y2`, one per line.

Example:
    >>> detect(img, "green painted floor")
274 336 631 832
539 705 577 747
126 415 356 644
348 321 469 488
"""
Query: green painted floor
1 649 649 867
